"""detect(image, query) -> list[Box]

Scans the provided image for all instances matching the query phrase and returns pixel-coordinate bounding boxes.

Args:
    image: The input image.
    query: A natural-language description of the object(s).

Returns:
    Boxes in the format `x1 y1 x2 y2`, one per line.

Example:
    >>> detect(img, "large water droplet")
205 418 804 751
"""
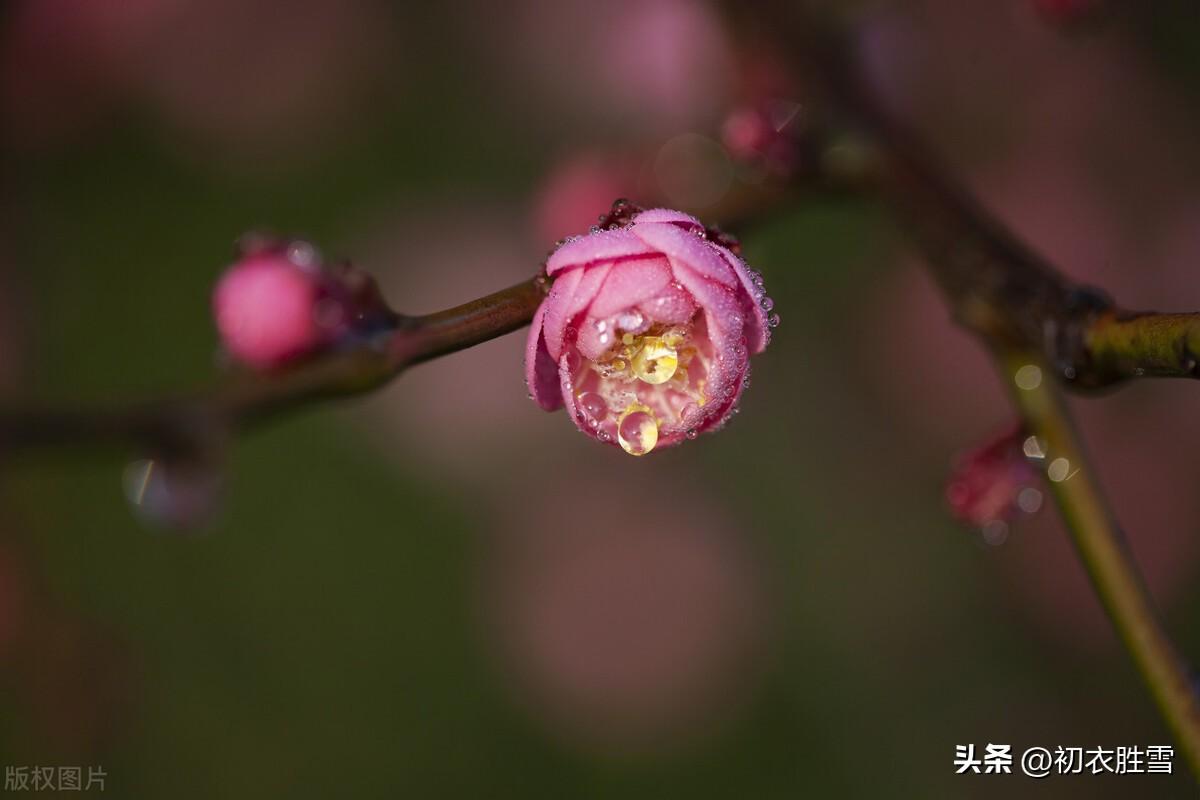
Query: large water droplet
632 337 679 385
617 405 659 456
122 458 222 531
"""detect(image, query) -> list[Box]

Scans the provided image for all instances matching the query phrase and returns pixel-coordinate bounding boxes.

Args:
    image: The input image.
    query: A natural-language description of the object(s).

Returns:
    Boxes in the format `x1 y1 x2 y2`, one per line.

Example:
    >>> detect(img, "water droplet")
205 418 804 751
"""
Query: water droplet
631 336 679 385
616 310 645 331
685 429 698 440
1014 364 1042 390
759 296 774 311
1047 457 1071 482
1017 487 1043 514
1022 435 1046 459
122 458 222 531
577 392 608 422
286 240 321 270
617 405 659 456
768 313 781 328
981 520 1009 546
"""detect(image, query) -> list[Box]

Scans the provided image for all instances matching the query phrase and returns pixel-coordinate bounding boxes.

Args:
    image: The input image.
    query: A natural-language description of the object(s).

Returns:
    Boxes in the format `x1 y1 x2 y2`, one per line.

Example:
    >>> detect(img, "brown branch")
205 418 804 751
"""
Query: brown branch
0 276 548 455
720 0 1200 777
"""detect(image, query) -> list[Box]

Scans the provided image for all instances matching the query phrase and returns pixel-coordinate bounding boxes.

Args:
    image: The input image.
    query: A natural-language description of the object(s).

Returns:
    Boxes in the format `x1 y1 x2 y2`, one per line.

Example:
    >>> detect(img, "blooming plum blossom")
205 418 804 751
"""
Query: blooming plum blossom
525 206 774 455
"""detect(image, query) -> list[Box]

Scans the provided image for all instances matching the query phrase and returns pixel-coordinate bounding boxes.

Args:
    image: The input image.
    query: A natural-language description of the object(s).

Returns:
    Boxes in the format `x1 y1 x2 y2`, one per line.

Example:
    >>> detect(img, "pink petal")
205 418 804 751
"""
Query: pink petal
632 222 737 287
525 303 563 411
639 281 698 325
669 266 746 342
545 228 652 276
713 244 769 354
631 208 704 231
541 267 583 361
588 256 673 318
565 262 614 318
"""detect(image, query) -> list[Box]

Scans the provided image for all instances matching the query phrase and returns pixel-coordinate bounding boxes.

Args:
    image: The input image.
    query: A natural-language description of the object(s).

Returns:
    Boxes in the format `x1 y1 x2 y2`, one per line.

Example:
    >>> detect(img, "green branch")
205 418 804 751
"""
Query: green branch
1000 348 1200 774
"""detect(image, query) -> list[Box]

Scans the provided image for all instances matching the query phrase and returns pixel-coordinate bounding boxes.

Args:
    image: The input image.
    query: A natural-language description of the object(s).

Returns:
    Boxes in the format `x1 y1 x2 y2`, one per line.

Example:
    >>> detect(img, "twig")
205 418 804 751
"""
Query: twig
717 1 1200 776
1001 348 1200 773
0 277 547 455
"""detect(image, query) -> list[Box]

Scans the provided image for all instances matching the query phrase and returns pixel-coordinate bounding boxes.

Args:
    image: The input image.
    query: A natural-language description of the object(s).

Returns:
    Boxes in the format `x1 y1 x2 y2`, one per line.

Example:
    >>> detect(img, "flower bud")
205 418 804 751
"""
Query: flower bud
212 237 391 370
946 422 1044 531
525 205 774 455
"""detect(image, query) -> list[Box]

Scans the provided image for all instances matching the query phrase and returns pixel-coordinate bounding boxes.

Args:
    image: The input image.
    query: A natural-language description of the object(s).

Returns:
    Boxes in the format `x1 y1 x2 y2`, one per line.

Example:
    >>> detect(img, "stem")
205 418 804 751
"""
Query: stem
0 276 547 454
1000 349 1200 774
1084 311 1200 383
716 2 1200 774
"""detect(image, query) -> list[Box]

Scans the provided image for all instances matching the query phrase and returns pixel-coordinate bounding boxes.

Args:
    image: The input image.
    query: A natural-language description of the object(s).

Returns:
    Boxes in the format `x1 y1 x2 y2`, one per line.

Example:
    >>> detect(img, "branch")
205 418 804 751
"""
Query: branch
1083 311 1200 384
720 1 1200 776
1000 348 1200 773
0 277 547 455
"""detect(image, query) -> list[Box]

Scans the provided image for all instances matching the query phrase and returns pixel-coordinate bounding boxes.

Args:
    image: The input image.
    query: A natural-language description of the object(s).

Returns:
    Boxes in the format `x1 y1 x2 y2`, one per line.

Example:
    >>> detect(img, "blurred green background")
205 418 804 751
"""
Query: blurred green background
4 1 1200 796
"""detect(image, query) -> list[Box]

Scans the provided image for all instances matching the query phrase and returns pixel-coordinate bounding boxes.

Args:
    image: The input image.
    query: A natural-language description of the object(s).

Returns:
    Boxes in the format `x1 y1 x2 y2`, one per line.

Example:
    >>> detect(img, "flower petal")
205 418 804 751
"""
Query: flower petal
669 266 746 342
631 208 704 231
713 244 769 354
541 267 583 361
632 222 737 287
545 228 652 276
588 256 673 319
525 303 563 411
639 280 698 325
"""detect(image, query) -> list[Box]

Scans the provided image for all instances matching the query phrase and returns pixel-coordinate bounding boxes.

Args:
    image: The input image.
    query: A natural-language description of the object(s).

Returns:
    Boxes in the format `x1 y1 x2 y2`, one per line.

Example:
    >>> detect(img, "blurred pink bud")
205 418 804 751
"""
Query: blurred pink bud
533 154 640 245
946 422 1043 530
213 251 325 368
720 102 801 176
525 205 774 455
212 236 392 370
1032 0 1099 27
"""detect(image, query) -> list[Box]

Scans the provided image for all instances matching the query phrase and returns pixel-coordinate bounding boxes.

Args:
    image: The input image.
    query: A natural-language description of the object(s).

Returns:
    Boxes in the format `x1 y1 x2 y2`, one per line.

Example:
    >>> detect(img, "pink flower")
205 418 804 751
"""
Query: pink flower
946 422 1043 531
212 237 390 369
525 206 774 455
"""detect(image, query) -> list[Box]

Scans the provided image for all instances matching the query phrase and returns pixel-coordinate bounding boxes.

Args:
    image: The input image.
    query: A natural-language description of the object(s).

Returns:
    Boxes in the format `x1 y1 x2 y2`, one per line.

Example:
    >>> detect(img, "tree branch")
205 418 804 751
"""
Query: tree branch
0 276 548 455
1001 347 1200 773
1082 311 1200 384
717 0 1200 776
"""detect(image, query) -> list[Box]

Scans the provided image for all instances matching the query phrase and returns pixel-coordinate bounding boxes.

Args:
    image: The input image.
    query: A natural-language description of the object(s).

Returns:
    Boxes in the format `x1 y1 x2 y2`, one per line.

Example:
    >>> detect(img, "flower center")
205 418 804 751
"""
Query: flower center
570 315 712 455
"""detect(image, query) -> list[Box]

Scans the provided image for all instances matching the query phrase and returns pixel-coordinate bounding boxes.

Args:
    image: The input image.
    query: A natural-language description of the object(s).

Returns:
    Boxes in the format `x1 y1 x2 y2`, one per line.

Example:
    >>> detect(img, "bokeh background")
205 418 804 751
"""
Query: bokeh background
4 0 1200 796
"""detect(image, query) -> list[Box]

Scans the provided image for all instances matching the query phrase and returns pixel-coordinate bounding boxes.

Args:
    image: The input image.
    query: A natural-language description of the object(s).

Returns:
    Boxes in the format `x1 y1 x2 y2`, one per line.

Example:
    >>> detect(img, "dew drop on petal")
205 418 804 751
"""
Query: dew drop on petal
631 336 679 385
616 309 645 331
767 313 781 328
617 405 659 456
577 391 608 422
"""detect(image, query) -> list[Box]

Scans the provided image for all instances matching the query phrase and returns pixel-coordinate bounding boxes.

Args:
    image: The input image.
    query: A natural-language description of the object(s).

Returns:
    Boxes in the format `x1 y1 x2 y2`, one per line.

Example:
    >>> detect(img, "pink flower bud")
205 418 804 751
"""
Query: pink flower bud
213 251 325 369
946 422 1043 532
525 206 774 455
212 237 392 370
